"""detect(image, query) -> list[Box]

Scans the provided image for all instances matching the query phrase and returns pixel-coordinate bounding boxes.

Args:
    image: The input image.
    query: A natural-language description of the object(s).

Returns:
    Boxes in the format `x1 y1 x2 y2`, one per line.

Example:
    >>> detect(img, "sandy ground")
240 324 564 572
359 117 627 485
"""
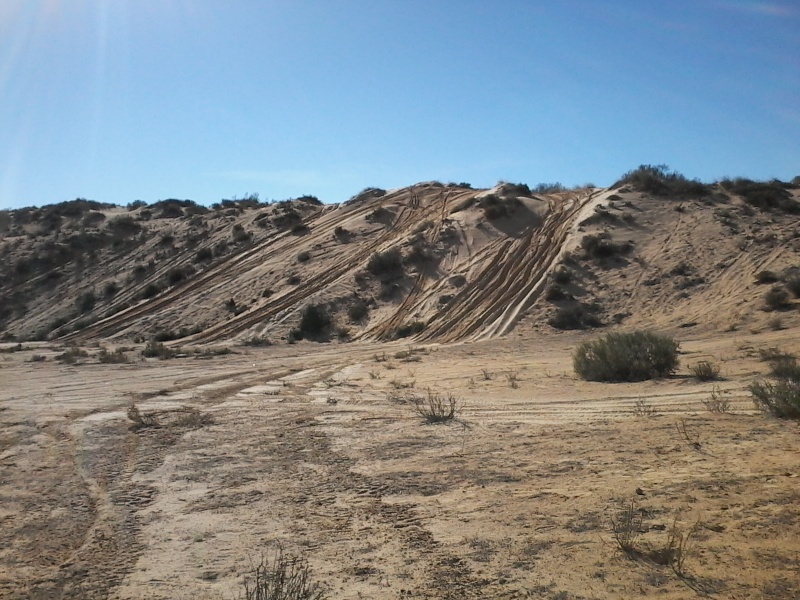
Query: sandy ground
1 328 799 599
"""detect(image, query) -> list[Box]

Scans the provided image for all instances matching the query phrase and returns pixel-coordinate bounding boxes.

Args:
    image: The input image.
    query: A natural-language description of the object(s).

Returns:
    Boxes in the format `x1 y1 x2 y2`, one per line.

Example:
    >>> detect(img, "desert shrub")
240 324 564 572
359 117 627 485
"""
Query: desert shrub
232 224 252 243
294 304 332 339
56 345 89 364
333 225 351 241
348 187 386 204
291 223 309 235
273 208 302 229
480 194 520 220
784 272 800 298
720 178 799 213
367 248 403 280
127 200 147 210
411 390 460 423
690 360 720 381
139 283 162 300
296 194 321 205
195 247 213 263
552 267 572 285
241 548 327 600
76 289 96 313
104 281 120 298
755 270 779 284
580 233 633 259
764 285 791 311
347 299 369 322
750 357 800 419
615 164 709 197
297 251 311 263
107 215 142 237
97 347 128 364
533 182 567 194
548 305 601 330
395 321 425 339
141 340 177 359
167 266 193 286
573 331 680 382
544 285 568 302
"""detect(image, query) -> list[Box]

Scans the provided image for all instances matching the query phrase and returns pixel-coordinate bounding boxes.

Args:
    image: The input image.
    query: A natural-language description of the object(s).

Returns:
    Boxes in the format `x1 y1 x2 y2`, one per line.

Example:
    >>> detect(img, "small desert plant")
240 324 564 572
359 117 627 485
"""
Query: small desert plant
573 331 679 382
56 345 89 364
367 248 403 280
97 347 128 364
701 386 730 413
689 360 720 382
291 304 332 340
784 272 800 298
242 548 327 600
675 419 702 450
610 501 644 555
750 354 800 419
141 340 177 359
755 270 779 284
580 233 633 259
633 398 658 417
480 369 492 381
172 407 214 429
411 390 461 423
505 370 520 388
127 404 160 429
764 285 792 311
347 299 369 322
296 251 311 263
394 321 425 339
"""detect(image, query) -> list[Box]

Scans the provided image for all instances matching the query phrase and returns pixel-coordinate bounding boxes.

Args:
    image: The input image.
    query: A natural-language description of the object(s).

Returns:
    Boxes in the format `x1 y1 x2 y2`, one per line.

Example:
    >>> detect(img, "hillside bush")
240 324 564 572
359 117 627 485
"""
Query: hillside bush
764 285 791 311
395 321 425 339
720 178 799 213
580 233 633 259
347 299 369 322
615 165 709 197
750 353 800 419
292 304 332 340
573 331 680 382
367 248 403 280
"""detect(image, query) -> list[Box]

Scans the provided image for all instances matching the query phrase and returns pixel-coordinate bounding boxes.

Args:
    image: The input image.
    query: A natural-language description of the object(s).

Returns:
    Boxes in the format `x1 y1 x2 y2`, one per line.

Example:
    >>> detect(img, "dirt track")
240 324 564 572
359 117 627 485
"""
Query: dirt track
2 328 799 599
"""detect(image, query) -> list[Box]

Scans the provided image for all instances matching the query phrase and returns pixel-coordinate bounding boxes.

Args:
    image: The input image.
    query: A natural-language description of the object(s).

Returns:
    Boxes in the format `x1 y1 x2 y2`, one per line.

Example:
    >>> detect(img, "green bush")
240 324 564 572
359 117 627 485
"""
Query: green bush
573 331 680 382
720 178 799 213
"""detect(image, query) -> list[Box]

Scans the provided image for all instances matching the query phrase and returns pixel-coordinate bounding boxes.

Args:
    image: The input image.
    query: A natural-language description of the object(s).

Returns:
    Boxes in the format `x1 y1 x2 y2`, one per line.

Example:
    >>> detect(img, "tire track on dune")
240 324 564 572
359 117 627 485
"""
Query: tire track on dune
61 206 330 342
418 191 596 342
188 188 452 344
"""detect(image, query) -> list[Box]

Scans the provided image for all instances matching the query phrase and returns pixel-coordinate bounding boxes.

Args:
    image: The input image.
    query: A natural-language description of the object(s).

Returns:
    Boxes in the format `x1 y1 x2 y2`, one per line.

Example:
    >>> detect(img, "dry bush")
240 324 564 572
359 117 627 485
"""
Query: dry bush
689 360 720 381
127 404 160 429
750 349 800 419
610 501 644 555
633 398 658 417
56 345 89 364
141 340 177 359
411 390 461 423
172 407 214 429
701 386 730 413
97 347 128 364
242 548 327 600
764 285 791 311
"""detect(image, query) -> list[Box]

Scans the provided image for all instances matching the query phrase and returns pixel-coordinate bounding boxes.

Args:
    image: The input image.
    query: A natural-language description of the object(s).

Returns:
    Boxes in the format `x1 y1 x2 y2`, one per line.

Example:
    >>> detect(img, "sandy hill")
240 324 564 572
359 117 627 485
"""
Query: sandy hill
1 170 799 345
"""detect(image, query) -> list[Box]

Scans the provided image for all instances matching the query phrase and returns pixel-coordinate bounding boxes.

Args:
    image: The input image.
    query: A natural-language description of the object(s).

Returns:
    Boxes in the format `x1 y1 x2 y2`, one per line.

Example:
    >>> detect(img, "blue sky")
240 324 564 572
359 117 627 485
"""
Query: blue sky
1 1 798 209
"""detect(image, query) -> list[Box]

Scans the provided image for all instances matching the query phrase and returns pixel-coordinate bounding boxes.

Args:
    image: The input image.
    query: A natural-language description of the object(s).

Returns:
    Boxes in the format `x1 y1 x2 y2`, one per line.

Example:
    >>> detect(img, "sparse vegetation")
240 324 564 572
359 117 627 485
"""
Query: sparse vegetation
347 299 370 323
615 164 709 197
411 390 461 423
750 350 800 419
56 345 89 364
367 248 403 280
702 386 731 413
97 347 128 364
241 548 327 600
580 233 633 259
141 340 177 359
290 304 332 341
480 194 521 220
689 360 720 382
573 331 679 382
394 321 425 339
764 285 792 311
720 177 799 213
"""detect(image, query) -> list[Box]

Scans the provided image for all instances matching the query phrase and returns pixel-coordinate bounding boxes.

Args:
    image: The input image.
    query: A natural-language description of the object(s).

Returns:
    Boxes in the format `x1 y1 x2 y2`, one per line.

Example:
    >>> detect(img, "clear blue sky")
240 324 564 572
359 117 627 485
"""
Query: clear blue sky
1 1 798 209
